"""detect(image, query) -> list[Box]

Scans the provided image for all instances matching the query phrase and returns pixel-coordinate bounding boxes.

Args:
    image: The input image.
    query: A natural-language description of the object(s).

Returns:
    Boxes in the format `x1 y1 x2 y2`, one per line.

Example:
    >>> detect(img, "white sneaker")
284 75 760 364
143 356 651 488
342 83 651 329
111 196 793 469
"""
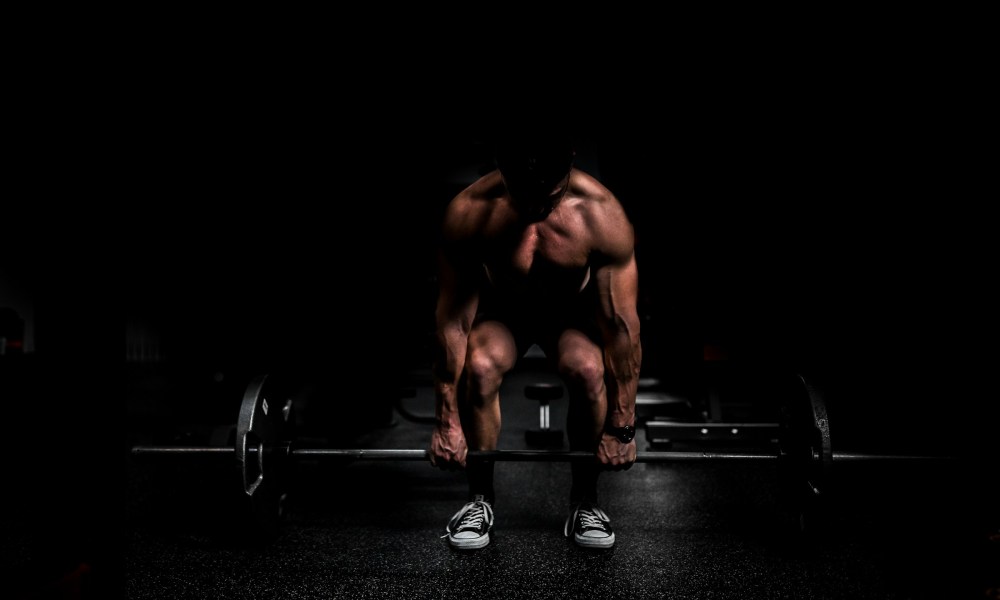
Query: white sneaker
564 502 615 548
444 495 494 550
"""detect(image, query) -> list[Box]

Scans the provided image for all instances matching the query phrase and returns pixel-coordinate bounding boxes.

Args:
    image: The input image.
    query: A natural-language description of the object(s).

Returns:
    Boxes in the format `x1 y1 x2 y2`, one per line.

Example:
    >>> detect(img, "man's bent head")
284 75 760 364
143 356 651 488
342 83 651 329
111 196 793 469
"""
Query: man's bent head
495 134 575 221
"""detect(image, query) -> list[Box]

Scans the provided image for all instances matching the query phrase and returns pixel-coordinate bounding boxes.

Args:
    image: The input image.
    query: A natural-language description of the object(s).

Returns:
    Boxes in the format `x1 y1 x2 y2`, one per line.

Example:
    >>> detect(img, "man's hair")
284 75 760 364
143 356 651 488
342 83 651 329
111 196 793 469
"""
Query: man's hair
494 131 575 187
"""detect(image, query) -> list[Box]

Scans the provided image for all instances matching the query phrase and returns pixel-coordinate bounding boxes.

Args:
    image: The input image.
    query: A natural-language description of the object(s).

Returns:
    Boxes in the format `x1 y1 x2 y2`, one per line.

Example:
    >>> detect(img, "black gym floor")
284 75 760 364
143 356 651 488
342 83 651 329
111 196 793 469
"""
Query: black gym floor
119 368 999 600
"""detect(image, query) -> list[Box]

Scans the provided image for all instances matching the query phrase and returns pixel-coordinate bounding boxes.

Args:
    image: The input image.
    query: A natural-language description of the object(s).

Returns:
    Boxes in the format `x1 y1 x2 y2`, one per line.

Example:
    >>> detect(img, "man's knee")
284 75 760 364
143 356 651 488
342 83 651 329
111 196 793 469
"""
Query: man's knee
465 351 508 398
559 356 604 397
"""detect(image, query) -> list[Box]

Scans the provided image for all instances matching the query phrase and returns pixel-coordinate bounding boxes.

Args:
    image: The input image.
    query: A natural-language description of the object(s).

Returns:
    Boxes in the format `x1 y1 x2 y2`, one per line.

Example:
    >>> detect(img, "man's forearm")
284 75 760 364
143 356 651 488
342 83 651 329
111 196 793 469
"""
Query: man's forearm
434 379 462 427
604 332 642 427
432 326 468 427
606 382 637 427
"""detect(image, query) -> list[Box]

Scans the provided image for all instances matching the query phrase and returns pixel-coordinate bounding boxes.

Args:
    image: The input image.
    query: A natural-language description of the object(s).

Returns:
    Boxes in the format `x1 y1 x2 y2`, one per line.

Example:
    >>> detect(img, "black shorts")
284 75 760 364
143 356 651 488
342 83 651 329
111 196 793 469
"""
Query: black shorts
474 280 602 359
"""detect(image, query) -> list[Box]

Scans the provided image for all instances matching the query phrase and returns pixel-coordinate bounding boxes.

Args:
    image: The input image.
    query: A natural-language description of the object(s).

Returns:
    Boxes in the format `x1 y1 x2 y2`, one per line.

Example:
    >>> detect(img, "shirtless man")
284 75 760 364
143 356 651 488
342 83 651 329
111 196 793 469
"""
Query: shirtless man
429 133 642 550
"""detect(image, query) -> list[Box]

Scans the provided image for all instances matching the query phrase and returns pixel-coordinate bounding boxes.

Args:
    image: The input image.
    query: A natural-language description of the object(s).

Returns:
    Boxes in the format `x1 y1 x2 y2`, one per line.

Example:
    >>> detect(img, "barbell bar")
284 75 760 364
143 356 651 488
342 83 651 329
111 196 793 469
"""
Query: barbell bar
129 372 953 542
130 446 939 462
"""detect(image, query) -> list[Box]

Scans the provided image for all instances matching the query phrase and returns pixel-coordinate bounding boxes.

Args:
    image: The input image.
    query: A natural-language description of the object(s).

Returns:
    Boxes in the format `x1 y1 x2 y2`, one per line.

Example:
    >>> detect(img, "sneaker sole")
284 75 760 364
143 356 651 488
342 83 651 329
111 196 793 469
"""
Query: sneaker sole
573 532 615 548
448 534 491 550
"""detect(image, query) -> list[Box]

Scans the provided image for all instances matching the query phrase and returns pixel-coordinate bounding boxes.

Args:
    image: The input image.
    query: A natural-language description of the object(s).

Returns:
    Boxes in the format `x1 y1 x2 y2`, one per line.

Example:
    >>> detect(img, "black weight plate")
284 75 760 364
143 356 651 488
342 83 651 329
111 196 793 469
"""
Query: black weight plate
776 372 833 536
236 373 294 541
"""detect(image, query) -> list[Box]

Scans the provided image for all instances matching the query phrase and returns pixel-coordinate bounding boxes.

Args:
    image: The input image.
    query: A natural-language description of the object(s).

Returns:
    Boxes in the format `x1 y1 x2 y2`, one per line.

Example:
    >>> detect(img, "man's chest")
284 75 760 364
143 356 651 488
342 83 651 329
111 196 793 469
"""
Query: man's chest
483 225 592 291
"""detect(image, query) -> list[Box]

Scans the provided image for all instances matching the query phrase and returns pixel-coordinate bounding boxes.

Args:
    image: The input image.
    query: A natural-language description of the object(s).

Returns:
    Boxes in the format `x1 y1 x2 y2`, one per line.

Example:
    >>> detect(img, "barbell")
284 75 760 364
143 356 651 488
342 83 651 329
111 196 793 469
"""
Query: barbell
129 372 947 542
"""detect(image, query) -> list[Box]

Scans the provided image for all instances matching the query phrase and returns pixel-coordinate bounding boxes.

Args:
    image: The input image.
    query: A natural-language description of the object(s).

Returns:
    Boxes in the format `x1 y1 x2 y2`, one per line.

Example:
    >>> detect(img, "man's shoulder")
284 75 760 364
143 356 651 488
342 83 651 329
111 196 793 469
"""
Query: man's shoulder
442 171 504 242
568 171 634 259
570 169 617 205
569 170 627 221
449 170 504 207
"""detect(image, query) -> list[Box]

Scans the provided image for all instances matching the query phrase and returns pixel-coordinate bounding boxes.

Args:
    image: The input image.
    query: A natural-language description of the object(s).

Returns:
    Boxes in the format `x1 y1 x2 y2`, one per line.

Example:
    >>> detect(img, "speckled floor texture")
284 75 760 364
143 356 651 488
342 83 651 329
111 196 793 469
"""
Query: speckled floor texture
125 370 999 600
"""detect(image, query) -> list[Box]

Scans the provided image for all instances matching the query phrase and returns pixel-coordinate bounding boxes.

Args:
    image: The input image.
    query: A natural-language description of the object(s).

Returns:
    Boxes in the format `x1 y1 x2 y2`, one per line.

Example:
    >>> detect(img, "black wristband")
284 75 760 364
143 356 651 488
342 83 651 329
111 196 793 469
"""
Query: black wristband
604 423 635 443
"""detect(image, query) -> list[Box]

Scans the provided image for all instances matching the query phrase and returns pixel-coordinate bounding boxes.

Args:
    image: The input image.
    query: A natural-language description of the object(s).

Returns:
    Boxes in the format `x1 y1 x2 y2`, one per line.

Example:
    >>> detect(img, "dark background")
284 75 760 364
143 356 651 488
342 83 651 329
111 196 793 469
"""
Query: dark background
1 47 995 598
113 78 994 456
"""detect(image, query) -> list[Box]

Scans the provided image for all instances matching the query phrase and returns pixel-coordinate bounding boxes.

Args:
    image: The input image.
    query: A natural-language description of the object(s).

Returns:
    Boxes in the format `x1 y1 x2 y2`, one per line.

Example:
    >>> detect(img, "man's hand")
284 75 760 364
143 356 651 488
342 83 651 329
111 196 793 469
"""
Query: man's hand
596 433 637 471
429 423 468 471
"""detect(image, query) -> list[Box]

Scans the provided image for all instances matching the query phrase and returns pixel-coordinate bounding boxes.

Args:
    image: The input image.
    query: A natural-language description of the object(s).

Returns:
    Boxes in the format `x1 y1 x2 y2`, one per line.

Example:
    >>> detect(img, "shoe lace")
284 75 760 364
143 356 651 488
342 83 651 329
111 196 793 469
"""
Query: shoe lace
443 496 494 537
578 508 608 531
564 504 609 537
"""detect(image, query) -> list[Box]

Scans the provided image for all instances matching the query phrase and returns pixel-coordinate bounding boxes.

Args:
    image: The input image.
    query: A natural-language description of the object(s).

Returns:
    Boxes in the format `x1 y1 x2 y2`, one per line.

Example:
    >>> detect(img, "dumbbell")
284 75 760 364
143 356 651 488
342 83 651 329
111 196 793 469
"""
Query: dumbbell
524 382 565 447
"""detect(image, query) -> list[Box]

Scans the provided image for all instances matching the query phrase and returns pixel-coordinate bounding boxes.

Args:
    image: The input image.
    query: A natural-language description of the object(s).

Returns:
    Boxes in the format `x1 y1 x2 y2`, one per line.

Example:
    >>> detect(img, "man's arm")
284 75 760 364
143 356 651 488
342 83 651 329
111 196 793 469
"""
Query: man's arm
593 220 642 469
429 223 479 470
